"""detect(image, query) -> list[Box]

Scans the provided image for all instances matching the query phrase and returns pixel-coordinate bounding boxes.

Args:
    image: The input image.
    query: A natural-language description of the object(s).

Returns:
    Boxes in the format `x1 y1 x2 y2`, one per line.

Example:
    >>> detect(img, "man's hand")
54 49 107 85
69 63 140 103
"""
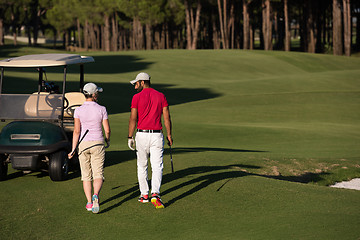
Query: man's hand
128 138 135 151
167 135 173 146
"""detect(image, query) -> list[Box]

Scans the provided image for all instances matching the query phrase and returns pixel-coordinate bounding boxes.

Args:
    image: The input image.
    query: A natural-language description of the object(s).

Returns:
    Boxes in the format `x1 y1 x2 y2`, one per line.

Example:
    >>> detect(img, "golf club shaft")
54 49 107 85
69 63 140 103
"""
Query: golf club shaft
70 129 89 156
170 145 174 173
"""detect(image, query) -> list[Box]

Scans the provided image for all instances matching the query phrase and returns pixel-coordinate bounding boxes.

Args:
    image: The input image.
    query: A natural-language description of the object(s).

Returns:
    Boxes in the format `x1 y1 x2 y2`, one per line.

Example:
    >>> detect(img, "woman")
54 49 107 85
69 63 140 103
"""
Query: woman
68 82 111 214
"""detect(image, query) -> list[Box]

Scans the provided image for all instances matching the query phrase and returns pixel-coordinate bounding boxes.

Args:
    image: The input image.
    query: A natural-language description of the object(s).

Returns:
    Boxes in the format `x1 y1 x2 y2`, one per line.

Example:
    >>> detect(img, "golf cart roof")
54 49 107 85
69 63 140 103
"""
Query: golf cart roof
0 54 94 68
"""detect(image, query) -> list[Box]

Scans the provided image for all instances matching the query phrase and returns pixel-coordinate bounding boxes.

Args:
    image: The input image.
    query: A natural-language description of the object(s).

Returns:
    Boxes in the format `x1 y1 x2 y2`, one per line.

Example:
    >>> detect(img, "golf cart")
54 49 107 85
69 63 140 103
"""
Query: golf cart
0 54 94 181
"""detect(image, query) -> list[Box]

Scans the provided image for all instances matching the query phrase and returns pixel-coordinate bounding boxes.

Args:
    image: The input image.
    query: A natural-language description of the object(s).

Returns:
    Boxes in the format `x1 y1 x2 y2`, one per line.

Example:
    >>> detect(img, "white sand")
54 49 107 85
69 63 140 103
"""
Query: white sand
330 178 360 190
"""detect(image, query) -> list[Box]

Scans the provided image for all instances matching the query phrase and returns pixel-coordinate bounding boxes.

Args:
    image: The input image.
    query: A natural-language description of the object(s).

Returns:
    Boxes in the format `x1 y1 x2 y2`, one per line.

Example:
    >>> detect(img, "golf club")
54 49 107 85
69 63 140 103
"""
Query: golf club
168 141 174 173
69 129 89 157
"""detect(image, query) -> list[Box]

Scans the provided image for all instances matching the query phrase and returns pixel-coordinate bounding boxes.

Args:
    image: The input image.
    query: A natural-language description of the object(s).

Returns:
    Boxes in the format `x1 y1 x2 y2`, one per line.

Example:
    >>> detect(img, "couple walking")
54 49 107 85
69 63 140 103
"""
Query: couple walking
68 72 173 213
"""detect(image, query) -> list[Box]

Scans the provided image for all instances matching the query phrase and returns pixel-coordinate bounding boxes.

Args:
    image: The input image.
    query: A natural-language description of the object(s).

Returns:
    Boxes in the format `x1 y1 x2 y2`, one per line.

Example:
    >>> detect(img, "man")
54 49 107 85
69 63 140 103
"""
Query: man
128 72 173 209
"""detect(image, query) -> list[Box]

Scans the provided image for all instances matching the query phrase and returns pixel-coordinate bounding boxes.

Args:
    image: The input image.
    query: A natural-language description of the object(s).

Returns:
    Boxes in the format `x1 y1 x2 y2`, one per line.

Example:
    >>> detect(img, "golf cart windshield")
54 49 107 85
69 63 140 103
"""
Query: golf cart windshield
0 93 63 121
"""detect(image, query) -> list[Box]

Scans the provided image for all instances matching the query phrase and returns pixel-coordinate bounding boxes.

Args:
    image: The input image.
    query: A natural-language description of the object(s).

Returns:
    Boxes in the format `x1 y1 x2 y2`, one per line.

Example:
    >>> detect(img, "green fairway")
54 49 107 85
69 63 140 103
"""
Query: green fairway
0 47 360 239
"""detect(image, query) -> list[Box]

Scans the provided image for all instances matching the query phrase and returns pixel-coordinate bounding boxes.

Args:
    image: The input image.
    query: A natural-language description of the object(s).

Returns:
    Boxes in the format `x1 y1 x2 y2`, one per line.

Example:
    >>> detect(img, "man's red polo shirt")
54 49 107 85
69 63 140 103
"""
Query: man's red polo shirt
131 88 168 130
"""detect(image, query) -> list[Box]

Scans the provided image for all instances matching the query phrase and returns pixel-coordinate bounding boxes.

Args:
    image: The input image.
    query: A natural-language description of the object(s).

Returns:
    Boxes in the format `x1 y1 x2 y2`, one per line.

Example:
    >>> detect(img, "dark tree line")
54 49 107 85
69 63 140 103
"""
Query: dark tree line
0 0 359 56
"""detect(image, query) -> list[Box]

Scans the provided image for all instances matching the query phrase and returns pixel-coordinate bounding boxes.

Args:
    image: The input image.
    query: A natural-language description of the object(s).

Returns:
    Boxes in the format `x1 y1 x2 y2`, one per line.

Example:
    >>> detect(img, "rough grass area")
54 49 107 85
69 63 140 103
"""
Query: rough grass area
1 46 360 239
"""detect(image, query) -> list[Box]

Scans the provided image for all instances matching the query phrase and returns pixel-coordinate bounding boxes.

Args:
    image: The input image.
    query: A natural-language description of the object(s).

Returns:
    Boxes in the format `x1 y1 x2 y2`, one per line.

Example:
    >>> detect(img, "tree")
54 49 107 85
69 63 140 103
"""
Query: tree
284 0 290 51
0 0 9 45
305 0 315 53
333 0 342 55
217 0 234 49
31 0 53 45
262 0 272 50
0 0 353 53
343 0 351 56
46 0 76 48
185 0 201 49
243 0 252 50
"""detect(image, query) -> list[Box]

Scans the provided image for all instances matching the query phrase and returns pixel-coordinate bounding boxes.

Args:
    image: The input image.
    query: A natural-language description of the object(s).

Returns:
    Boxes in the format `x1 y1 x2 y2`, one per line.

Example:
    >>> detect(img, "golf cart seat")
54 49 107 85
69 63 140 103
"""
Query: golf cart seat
63 92 85 118
62 92 85 132
23 91 84 123
24 92 62 119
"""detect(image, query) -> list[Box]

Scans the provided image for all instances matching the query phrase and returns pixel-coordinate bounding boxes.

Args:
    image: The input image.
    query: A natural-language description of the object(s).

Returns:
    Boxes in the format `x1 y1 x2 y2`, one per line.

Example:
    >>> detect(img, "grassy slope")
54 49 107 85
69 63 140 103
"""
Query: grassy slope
0 47 360 239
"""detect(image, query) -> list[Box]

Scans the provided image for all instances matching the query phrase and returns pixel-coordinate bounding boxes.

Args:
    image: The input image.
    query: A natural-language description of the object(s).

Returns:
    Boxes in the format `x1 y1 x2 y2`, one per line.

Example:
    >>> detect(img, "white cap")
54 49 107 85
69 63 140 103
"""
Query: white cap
130 72 151 85
83 83 103 95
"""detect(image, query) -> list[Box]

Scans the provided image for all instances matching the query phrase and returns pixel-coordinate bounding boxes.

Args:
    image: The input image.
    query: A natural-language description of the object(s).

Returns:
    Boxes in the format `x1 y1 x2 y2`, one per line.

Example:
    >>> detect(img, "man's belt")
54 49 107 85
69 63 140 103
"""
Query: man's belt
137 129 162 133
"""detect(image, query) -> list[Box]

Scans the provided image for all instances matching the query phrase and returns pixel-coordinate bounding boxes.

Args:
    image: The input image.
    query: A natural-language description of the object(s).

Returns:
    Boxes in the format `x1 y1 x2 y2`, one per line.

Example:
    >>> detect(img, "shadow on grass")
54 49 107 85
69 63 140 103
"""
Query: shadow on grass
1 76 221 115
166 147 268 154
161 165 330 207
101 159 330 211
2 149 137 181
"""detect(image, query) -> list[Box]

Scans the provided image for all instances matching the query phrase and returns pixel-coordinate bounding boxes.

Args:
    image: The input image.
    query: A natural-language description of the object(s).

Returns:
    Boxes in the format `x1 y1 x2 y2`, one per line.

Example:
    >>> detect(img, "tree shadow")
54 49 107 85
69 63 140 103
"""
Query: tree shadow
87 55 152 74
0 75 221 115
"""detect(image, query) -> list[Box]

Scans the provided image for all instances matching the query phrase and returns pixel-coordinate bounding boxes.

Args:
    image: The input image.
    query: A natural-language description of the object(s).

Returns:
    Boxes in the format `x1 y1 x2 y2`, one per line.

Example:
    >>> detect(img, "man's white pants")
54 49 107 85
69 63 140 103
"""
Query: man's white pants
135 132 164 195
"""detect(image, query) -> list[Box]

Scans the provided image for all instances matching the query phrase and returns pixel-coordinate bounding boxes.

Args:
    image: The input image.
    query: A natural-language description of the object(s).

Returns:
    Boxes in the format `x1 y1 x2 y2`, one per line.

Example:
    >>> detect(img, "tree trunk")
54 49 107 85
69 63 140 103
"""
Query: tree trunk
185 0 201 50
217 0 228 49
343 0 351 56
249 25 254 50
266 0 272 50
84 19 89 50
333 0 342 55
223 0 229 48
89 24 95 50
0 19 3 45
212 14 220 49
33 9 41 46
53 29 57 49
184 0 192 49
119 28 123 51
104 14 110 52
191 0 201 49
65 31 69 48
138 19 144 50
77 19 82 48
25 8 32 46
111 14 118 51
165 24 169 49
161 25 166 49
356 14 360 50
146 23 152 50
11 11 17 46
307 0 316 53
132 18 144 50
94 24 100 50
243 0 250 49
315 1 324 53
228 1 234 49
262 0 272 50
284 0 290 51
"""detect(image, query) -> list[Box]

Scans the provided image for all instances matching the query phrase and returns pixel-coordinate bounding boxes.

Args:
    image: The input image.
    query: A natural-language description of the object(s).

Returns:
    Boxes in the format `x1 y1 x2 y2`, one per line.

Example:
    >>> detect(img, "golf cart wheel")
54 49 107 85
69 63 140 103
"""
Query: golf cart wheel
0 155 8 181
49 150 68 181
